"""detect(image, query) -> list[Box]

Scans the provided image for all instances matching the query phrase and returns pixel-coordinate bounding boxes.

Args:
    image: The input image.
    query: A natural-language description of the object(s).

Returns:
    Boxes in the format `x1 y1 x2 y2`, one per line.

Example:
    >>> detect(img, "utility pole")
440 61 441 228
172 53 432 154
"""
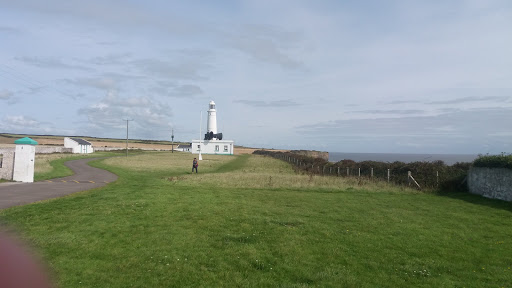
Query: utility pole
123 119 133 157
171 128 174 153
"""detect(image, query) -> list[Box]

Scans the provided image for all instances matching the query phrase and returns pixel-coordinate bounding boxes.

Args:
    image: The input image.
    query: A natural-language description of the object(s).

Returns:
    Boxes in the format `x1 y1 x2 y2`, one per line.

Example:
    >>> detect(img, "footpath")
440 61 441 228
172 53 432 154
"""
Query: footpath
0 158 117 209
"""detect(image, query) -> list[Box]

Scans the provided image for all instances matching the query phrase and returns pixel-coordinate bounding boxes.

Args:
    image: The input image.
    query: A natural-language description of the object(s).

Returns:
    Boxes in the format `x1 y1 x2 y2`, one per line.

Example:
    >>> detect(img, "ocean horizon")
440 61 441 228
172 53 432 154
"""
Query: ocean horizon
328 152 478 165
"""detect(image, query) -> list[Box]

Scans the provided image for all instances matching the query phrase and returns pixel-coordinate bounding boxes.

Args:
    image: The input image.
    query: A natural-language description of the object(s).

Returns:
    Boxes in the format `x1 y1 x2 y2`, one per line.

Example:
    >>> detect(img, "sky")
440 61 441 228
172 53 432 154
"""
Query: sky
0 0 511 154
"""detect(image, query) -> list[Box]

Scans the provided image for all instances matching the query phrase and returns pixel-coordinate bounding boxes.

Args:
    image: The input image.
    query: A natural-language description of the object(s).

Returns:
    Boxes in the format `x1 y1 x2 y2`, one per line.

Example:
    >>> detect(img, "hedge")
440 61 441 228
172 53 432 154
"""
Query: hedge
473 153 512 170
253 150 471 191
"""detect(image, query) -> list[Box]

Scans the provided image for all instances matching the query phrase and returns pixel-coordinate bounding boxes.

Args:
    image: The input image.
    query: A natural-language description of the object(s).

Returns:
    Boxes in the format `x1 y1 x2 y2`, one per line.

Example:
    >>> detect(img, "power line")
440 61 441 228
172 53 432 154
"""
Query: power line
0 64 79 100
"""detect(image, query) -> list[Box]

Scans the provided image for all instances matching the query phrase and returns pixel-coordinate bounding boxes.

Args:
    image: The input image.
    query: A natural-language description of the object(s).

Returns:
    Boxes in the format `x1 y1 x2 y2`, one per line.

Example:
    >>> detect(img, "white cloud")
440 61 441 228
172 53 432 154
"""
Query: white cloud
0 89 21 105
234 99 300 107
295 108 512 153
226 25 304 69
3 115 39 126
78 91 173 139
130 58 209 81
0 89 12 99
15 56 91 71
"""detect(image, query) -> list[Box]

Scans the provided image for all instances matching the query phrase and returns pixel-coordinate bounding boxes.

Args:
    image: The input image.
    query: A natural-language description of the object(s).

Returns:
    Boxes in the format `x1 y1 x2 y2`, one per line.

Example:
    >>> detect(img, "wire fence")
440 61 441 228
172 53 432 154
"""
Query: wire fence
253 150 471 191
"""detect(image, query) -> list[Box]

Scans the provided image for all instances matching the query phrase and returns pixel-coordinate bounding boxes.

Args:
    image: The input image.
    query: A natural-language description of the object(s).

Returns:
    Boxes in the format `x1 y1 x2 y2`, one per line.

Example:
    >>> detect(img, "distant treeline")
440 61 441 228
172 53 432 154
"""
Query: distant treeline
253 150 472 191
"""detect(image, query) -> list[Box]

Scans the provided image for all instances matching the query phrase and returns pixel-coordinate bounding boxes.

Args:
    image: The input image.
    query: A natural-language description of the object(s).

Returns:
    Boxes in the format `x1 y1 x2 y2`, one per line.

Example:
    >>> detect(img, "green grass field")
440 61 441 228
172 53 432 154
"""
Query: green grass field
1 152 511 287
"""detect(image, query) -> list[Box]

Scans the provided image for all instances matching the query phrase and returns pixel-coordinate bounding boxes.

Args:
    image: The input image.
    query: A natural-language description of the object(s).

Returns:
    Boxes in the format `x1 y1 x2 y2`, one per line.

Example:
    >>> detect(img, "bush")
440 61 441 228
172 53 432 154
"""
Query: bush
253 150 472 192
473 153 512 169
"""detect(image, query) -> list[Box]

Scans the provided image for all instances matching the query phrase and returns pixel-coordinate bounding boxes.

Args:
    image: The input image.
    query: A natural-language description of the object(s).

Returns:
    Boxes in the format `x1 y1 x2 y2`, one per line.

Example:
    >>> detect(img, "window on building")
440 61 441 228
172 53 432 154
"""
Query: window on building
0 154 3 168
224 145 228 152
215 145 219 152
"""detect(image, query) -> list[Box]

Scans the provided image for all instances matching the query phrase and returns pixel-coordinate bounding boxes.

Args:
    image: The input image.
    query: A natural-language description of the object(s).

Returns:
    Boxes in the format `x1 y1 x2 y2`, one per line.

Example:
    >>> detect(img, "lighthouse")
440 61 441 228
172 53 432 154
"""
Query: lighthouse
207 101 217 135
191 100 233 155
204 100 223 140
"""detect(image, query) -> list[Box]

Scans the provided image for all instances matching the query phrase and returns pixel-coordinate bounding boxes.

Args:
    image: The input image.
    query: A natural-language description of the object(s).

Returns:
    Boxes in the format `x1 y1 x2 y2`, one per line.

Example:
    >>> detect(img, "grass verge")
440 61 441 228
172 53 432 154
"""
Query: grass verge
1 152 511 287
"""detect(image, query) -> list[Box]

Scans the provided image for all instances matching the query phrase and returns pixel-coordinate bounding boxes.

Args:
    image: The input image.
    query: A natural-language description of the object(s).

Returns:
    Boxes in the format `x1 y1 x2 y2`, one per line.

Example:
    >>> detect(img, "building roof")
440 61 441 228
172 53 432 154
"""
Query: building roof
178 144 192 148
14 137 38 145
70 138 92 145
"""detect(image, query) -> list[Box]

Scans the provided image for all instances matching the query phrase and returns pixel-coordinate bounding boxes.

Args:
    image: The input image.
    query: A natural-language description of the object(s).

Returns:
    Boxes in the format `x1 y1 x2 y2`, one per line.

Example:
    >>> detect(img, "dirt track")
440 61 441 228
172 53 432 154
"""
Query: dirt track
0 158 117 210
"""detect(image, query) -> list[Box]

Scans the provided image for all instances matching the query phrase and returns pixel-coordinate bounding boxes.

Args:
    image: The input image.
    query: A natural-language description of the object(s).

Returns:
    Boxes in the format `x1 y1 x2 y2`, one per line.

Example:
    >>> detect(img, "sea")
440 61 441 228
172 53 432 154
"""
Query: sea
328 152 478 165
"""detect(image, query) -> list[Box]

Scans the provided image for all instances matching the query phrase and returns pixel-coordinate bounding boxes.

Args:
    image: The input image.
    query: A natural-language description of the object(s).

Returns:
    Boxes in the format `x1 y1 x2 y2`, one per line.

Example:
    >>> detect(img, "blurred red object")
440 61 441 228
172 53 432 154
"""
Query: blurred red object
0 232 53 288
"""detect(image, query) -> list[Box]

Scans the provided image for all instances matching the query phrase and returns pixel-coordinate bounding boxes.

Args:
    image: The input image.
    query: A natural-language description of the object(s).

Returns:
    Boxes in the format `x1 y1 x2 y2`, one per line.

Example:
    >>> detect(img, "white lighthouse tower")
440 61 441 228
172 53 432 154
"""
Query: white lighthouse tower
207 101 218 137
191 100 234 155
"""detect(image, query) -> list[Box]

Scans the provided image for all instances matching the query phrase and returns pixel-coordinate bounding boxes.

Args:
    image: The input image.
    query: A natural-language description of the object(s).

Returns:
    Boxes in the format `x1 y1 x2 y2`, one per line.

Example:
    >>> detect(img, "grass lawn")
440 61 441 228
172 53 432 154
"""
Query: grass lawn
1 152 511 287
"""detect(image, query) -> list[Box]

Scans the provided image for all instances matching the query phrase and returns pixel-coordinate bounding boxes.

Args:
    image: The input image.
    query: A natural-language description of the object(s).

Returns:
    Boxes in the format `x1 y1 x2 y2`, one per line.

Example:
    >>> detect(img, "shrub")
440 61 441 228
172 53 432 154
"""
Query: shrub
253 150 472 192
473 153 512 169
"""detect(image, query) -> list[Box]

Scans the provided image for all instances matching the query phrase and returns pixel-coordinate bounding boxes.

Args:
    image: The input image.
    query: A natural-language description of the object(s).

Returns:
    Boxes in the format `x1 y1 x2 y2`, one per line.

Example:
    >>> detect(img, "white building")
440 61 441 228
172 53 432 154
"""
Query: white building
191 139 234 155
0 137 39 183
191 100 235 155
176 144 191 152
64 137 94 154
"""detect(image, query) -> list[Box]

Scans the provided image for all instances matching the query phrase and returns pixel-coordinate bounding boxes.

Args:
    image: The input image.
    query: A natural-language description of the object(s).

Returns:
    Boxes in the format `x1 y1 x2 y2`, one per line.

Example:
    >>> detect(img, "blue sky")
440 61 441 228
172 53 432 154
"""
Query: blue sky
1 0 511 154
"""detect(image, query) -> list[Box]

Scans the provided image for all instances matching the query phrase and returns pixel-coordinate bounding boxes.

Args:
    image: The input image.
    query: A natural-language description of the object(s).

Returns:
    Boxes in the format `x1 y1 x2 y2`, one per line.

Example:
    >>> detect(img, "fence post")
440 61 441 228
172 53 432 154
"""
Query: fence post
387 169 390 182
371 168 374 178
329 167 332 174
436 171 439 187
337 167 340 177
358 168 361 177
408 171 421 189
347 167 350 176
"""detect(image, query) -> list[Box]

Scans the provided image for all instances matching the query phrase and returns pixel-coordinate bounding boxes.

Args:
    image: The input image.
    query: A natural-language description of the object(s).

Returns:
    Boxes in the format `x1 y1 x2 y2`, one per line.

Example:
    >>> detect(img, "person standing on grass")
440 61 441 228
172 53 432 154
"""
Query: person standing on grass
192 158 198 173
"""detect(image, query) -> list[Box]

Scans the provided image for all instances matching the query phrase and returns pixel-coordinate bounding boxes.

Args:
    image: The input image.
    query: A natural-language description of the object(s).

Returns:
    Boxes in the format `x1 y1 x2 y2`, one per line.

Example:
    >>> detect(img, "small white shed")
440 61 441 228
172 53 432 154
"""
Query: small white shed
64 137 94 154
176 144 191 152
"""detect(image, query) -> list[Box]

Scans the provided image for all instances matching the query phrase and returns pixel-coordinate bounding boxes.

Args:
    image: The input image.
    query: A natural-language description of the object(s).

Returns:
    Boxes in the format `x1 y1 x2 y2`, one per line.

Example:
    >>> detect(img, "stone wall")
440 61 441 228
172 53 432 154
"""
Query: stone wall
290 150 329 161
0 148 15 180
93 147 173 152
35 146 73 154
467 167 512 202
93 147 125 151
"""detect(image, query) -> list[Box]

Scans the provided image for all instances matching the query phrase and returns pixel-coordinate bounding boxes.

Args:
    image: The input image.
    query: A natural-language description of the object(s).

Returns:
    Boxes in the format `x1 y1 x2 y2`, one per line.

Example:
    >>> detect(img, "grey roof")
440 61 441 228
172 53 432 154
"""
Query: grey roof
71 138 92 145
178 144 191 148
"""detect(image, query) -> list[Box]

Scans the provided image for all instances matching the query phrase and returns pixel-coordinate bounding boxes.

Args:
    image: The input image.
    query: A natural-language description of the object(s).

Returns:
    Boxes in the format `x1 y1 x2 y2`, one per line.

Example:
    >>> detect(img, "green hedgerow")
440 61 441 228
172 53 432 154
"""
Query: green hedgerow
473 153 512 170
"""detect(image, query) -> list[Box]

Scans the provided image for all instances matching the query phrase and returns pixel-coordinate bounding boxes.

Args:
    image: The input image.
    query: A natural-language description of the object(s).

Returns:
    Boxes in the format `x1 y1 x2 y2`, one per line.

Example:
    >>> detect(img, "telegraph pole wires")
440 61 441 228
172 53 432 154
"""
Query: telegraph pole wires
123 119 133 157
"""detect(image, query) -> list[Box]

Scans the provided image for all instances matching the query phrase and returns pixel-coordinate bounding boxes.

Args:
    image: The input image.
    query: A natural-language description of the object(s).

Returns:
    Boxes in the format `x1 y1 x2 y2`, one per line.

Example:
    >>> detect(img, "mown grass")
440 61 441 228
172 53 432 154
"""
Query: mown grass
1 152 511 287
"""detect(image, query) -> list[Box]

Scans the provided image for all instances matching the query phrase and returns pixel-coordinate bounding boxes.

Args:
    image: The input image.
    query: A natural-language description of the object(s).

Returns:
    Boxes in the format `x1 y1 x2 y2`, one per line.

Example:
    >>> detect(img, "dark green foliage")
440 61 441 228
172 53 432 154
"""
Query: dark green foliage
253 150 472 191
474 153 512 169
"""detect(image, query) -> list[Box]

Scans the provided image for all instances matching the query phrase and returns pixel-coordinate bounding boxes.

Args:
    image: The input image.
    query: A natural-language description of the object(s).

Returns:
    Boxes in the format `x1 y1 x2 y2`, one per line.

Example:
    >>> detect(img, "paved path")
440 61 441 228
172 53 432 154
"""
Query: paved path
0 158 117 209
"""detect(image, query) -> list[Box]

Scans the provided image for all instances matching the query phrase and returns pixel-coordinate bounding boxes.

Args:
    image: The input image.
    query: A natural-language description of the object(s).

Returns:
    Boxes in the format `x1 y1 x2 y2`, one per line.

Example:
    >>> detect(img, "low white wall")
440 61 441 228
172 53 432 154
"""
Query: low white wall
468 167 512 202
93 147 175 152
93 147 124 151
36 146 73 154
